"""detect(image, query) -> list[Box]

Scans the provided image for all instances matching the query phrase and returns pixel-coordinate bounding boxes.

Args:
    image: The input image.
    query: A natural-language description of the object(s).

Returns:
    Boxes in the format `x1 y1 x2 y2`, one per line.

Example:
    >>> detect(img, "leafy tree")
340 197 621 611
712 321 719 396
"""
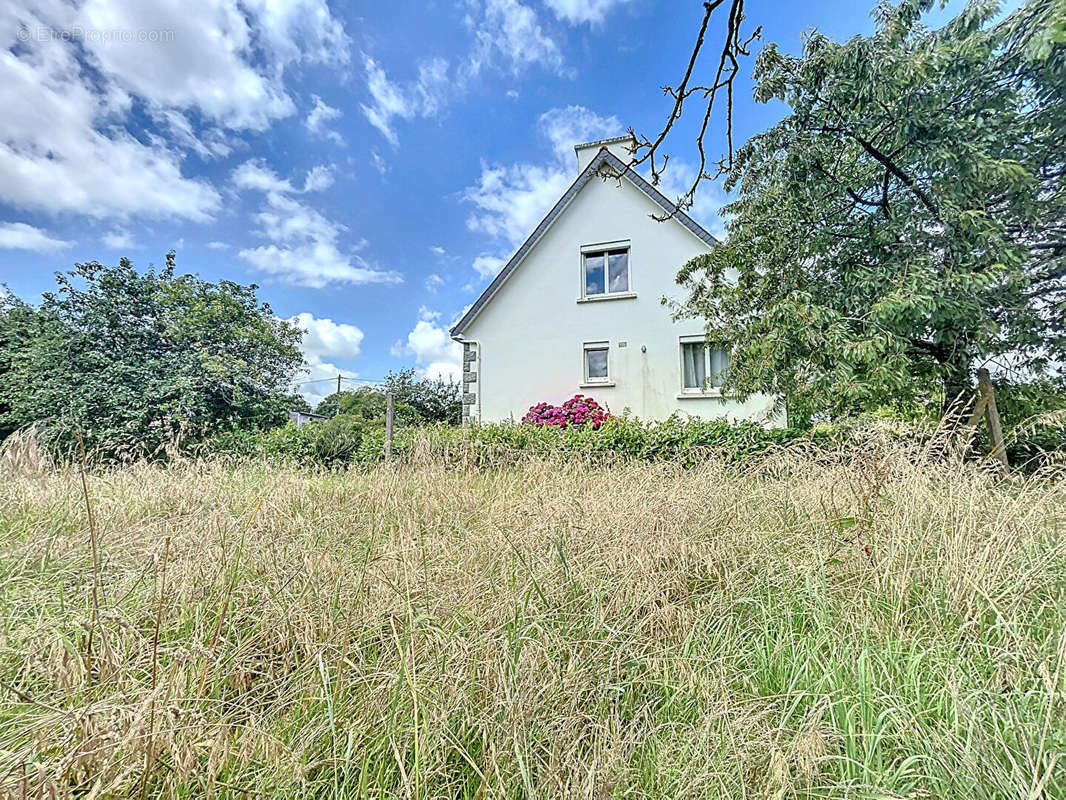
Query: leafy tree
1 255 304 456
315 374 458 426
313 391 347 418
383 369 462 425
0 292 46 439
990 374 1066 463
286 393 313 415
675 0 1065 424
314 386 418 425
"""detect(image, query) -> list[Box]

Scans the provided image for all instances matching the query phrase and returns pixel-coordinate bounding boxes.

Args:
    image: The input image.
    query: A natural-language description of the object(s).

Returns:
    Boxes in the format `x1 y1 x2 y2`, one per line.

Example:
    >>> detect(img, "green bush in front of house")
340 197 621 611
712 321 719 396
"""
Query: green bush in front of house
415 415 849 467
206 413 849 468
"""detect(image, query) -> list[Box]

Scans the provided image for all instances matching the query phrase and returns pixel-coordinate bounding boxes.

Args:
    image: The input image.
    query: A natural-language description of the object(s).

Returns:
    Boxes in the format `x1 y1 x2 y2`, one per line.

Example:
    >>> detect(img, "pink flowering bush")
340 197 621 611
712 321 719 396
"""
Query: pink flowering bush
522 394 610 429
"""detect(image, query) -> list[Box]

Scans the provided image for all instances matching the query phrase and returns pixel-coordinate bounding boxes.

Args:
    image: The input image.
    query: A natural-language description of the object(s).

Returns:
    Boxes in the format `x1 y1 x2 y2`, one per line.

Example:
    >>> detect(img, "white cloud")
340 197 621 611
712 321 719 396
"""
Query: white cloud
544 0 632 25
538 105 624 161
463 106 620 250
370 150 389 177
417 304 442 322
361 0 566 146
392 306 462 382
152 109 232 159
464 164 571 246
77 0 288 130
239 196 400 288
243 0 350 68
424 273 445 293
360 55 451 146
466 0 566 77
302 165 335 193
233 161 293 193
0 0 349 225
472 254 504 278
289 311 364 360
206 240 230 250
234 161 400 288
429 245 446 256
0 222 72 252
232 159 333 194
0 26 220 221
306 95 344 145
76 0 348 131
287 311 365 404
102 228 137 249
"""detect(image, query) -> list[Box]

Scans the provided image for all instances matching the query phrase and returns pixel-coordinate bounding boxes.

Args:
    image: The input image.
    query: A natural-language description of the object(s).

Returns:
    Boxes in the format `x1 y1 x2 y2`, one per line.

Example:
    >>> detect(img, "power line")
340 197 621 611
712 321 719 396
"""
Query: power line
290 375 388 387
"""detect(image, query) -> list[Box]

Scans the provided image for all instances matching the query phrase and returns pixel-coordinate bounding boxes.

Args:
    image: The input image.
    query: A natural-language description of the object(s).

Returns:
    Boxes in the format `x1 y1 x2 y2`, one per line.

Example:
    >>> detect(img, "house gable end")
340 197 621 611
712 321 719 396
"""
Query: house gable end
450 148 718 338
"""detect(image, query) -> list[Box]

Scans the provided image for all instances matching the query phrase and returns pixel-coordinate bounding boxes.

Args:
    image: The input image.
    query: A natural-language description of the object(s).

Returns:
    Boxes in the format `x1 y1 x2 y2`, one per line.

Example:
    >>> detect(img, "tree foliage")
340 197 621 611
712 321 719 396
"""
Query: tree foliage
0 255 304 456
382 369 462 425
676 0 1066 423
314 386 418 425
313 370 461 426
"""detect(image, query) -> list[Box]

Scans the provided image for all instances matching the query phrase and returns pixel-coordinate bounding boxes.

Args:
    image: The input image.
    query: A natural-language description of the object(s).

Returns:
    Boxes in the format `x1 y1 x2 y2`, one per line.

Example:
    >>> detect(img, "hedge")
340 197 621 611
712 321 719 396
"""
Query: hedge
203 414 848 468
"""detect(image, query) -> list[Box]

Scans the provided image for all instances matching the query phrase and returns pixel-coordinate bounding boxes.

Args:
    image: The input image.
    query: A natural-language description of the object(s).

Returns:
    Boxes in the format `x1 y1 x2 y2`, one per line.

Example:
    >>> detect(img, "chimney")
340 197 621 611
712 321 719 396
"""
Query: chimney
574 134 637 174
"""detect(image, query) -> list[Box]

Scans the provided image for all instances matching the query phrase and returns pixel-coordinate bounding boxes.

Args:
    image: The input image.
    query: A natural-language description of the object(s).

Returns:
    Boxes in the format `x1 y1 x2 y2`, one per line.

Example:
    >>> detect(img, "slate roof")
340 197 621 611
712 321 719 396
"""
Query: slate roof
450 147 719 338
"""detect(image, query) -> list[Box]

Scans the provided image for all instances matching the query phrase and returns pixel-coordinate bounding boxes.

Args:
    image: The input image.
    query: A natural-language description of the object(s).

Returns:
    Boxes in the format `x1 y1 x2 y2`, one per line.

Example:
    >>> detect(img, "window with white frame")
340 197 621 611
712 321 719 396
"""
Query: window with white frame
680 338 729 391
582 246 629 296
583 342 610 383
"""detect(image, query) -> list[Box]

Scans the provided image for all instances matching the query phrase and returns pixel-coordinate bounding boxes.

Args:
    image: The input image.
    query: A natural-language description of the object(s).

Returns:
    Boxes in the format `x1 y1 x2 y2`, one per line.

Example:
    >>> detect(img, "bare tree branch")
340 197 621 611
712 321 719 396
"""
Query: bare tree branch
628 1 761 218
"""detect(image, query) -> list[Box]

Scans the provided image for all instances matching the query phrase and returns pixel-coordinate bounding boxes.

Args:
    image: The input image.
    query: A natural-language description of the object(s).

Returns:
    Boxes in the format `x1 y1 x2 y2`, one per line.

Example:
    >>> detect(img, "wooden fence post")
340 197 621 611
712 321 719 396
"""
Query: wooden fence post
965 368 1009 471
978 369 1009 471
385 392 394 460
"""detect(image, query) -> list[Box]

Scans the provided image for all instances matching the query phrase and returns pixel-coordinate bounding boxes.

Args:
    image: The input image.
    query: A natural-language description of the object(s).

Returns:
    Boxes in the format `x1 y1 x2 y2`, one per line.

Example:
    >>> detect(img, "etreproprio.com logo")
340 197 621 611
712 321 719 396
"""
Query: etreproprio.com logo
17 25 175 44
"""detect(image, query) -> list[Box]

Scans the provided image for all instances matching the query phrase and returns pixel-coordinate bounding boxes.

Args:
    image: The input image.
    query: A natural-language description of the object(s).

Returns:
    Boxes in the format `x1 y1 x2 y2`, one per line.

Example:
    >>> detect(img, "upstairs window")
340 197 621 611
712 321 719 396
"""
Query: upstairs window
680 339 729 391
583 246 629 296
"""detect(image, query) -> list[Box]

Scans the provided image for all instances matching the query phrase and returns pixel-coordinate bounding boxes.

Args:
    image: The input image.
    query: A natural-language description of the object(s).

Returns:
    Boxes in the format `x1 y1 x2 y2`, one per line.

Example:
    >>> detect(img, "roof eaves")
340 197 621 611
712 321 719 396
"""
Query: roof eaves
572 134 636 155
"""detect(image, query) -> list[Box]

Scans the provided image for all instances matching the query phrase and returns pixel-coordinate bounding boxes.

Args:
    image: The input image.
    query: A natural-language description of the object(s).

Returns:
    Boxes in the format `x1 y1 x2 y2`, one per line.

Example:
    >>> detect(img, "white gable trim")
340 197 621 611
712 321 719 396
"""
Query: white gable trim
450 148 719 338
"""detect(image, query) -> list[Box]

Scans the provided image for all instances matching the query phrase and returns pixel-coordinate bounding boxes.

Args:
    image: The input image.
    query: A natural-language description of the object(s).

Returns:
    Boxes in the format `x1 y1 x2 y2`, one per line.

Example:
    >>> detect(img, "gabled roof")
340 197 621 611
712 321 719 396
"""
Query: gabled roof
450 147 720 338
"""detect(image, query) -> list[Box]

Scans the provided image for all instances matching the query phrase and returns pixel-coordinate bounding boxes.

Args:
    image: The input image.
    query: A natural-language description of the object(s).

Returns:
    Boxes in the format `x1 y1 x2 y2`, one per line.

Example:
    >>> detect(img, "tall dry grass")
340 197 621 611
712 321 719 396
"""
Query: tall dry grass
0 435 1063 798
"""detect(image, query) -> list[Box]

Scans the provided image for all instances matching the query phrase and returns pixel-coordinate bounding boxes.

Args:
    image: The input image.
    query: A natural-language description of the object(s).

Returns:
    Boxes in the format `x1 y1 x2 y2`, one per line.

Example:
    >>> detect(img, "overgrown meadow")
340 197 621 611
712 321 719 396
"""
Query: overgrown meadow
0 429 1064 798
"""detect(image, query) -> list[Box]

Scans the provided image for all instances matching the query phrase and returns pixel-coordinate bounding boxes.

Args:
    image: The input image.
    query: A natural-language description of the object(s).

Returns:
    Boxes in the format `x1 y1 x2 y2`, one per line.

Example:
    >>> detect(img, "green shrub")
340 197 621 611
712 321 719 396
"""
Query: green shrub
207 414 832 468
258 423 316 462
381 416 848 469
441 415 841 466
991 377 1066 468
308 415 370 464
204 408 1066 471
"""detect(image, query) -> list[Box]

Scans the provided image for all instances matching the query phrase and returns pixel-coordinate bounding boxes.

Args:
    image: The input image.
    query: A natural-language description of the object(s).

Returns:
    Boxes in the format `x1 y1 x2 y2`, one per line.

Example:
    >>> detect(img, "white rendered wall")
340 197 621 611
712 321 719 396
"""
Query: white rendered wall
459 166 785 426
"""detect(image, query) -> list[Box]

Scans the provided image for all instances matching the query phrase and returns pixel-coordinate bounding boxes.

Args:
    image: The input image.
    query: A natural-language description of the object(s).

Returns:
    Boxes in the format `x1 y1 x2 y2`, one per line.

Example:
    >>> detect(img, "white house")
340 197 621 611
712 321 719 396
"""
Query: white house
450 135 785 426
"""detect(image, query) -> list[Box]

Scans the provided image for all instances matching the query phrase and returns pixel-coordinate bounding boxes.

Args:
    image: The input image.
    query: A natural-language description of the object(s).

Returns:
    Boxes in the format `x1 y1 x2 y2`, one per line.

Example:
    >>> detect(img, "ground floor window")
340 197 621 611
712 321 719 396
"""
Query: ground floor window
583 342 610 383
680 339 729 390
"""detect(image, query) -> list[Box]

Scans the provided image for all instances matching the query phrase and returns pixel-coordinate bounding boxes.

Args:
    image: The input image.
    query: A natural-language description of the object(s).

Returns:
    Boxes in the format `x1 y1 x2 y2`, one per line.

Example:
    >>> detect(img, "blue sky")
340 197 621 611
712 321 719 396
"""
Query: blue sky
1 0 975 403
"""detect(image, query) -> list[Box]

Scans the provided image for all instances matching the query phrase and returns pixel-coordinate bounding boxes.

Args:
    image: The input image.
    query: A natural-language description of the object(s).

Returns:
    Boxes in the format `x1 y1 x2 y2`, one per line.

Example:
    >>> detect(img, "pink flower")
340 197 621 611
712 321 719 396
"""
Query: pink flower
522 395 612 429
